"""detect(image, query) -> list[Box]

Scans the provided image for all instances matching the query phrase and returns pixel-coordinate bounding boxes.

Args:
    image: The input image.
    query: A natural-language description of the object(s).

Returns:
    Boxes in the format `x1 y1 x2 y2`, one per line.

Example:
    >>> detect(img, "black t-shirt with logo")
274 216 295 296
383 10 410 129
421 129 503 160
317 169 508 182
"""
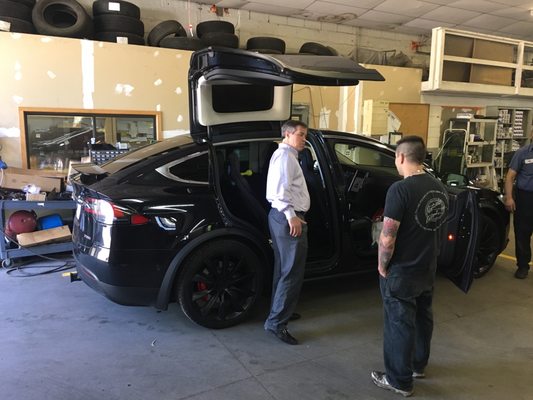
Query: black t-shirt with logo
384 173 449 277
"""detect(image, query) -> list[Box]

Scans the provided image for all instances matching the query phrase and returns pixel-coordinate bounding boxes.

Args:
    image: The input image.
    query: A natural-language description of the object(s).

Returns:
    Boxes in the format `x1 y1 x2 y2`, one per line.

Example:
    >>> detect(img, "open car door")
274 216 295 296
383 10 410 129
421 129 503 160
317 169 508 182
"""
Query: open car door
188 47 384 142
438 187 479 292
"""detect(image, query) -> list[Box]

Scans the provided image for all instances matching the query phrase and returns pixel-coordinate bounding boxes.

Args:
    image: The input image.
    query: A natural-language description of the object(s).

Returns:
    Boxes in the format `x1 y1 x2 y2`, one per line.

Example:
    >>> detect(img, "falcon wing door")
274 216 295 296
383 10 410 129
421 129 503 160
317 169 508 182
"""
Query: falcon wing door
188 48 384 142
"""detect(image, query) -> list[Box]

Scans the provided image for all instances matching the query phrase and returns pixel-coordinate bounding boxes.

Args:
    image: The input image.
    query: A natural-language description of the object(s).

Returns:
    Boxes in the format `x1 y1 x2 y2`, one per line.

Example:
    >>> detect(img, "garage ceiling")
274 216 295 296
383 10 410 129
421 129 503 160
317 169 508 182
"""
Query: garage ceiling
190 0 533 41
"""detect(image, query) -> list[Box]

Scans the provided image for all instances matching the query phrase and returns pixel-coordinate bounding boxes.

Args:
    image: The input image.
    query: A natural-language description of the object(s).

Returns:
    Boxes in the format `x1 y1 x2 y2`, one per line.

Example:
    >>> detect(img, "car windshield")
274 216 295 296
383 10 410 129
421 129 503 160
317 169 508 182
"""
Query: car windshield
100 134 193 174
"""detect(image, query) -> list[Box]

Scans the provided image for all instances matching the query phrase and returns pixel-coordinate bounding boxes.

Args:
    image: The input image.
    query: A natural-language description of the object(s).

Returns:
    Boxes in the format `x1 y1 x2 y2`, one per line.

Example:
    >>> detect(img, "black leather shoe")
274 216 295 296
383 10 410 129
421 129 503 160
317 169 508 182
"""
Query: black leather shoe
515 268 529 279
289 312 301 321
270 328 298 345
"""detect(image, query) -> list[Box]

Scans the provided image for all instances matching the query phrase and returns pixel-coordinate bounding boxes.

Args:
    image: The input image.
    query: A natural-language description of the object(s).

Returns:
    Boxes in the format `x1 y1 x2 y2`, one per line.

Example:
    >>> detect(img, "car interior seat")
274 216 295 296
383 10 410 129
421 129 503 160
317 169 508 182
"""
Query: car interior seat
226 151 269 233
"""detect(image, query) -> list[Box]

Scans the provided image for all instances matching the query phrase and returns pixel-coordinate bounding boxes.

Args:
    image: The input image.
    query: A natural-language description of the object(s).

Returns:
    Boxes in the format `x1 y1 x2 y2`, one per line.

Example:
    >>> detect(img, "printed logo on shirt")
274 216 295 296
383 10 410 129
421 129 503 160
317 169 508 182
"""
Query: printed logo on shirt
525 158 533 164
415 190 448 231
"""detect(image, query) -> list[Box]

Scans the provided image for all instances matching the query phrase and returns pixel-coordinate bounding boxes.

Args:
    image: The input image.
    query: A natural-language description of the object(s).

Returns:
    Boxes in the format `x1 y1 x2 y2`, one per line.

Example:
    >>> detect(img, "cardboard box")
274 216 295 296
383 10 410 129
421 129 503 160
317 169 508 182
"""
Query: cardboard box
25 192 47 201
16 225 71 247
1 171 62 192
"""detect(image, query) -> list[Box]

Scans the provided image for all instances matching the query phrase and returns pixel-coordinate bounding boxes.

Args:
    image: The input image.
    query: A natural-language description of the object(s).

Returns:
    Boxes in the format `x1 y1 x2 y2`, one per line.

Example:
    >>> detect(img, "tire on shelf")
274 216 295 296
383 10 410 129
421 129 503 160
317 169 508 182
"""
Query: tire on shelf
94 31 145 45
299 42 336 56
32 0 93 39
195 20 234 38
0 0 33 22
147 20 187 47
246 36 285 54
201 32 239 49
0 15 35 33
94 14 144 36
159 36 205 51
92 0 140 19
17 0 36 8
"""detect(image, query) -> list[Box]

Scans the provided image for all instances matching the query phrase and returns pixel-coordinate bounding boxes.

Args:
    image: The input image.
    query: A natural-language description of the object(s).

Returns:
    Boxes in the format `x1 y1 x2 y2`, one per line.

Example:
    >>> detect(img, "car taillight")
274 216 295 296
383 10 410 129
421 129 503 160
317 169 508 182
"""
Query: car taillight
84 198 149 225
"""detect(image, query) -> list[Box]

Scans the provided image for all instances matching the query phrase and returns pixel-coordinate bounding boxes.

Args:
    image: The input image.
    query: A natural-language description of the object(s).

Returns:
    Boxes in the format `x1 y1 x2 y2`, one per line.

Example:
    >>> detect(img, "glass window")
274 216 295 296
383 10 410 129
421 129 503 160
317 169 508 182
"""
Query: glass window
22 109 160 174
168 152 209 183
333 142 396 169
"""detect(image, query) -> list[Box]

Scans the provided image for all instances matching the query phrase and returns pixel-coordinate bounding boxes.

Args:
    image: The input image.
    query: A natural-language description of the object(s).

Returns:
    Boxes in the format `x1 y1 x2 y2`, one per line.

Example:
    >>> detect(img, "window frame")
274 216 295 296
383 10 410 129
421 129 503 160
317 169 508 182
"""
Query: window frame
19 107 162 172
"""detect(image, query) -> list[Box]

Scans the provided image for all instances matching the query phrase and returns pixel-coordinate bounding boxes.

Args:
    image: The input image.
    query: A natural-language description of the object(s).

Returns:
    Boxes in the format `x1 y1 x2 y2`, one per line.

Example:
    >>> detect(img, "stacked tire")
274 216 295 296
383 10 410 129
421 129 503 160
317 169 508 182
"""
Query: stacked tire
299 42 337 56
0 0 36 34
246 37 286 54
148 19 204 50
32 0 93 39
92 0 144 45
196 20 238 49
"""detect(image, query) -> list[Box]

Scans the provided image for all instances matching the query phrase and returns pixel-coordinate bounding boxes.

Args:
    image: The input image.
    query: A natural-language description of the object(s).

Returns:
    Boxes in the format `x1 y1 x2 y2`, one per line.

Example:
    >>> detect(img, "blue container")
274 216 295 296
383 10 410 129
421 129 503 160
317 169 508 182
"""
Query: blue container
37 214 63 230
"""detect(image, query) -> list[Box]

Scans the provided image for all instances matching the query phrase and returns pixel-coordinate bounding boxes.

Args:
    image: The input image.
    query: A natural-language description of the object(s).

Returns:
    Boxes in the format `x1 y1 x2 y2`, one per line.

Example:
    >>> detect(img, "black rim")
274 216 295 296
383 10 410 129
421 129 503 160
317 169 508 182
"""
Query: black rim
475 218 499 277
189 253 257 322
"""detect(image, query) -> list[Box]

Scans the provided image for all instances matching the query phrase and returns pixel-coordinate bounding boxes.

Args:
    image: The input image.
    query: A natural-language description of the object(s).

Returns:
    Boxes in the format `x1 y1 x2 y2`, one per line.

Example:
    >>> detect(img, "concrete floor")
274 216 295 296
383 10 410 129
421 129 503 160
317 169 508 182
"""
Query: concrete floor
1 250 532 400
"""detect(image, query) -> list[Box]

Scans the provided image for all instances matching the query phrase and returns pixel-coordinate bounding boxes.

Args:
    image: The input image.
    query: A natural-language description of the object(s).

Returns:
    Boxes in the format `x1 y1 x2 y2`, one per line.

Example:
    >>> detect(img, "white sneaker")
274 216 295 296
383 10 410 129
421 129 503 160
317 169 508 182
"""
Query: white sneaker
371 371 413 397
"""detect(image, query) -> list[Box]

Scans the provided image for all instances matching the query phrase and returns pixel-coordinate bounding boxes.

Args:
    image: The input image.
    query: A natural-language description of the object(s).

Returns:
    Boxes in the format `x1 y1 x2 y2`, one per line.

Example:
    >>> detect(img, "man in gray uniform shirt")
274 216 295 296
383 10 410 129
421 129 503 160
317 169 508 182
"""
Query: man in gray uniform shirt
505 135 533 279
264 120 310 345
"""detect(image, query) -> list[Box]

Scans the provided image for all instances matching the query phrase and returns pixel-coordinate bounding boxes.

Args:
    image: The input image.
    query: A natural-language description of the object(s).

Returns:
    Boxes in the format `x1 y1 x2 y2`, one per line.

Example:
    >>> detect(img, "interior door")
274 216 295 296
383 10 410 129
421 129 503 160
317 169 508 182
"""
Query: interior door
330 140 400 259
437 187 479 292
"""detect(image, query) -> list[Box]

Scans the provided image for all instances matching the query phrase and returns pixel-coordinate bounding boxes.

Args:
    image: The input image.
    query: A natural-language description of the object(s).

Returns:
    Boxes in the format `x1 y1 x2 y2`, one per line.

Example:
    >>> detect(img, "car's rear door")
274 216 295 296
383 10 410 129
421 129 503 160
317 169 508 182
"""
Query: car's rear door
187 47 384 141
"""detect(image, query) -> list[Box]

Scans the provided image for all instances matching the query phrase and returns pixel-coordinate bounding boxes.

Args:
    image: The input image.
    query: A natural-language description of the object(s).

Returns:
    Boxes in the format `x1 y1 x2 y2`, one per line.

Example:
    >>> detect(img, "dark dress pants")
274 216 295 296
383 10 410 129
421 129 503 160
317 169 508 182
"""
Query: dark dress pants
264 209 307 333
380 273 434 392
514 189 533 270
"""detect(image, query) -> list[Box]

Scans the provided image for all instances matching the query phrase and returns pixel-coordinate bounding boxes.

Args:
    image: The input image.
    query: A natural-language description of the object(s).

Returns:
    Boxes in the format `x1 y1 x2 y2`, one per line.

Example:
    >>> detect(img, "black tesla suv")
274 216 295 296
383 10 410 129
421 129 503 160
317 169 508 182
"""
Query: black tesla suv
71 48 509 328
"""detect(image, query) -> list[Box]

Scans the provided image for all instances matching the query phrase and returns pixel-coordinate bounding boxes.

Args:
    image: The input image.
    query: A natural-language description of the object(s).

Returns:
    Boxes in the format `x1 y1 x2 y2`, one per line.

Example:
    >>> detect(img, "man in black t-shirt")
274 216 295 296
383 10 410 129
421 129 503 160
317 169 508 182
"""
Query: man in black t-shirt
371 136 449 397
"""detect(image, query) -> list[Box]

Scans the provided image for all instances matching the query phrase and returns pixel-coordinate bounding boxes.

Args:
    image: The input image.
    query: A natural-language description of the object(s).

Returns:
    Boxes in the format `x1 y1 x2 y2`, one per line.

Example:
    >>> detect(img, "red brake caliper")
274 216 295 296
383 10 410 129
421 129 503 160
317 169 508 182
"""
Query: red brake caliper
196 281 209 301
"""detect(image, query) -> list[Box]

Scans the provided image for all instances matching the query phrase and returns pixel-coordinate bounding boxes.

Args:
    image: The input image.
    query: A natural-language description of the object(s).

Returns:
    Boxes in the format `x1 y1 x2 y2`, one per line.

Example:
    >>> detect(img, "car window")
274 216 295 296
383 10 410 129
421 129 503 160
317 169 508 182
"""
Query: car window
334 142 396 169
130 151 209 186
168 152 209 183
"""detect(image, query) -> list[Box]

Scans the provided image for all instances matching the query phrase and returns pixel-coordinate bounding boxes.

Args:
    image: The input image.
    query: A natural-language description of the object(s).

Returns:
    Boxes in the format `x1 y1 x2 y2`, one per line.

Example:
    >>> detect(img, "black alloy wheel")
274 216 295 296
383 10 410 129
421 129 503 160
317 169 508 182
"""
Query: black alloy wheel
177 239 264 329
474 214 501 278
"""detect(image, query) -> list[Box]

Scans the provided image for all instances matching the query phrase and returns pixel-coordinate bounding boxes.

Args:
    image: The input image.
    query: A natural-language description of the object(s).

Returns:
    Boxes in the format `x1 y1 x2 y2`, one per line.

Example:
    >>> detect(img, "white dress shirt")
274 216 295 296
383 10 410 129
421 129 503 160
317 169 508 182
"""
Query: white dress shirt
266 143 310 220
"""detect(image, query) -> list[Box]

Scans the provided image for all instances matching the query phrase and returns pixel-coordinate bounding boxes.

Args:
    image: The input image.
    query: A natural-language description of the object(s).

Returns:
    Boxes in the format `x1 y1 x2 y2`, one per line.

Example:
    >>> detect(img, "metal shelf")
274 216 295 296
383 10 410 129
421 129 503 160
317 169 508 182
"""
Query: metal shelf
0 200 76 267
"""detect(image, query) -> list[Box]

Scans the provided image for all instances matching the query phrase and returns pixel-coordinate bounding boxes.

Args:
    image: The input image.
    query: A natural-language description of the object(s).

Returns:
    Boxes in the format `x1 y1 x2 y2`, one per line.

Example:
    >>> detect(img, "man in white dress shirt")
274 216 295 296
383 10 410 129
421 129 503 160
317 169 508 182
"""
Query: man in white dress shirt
264 120 310 345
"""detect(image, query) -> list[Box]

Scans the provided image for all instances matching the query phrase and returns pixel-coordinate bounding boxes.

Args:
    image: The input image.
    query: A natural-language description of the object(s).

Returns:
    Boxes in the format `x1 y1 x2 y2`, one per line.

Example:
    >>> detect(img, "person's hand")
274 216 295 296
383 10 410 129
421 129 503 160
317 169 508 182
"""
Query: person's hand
505 196 516 212
288 216 306 237
378 264 388 278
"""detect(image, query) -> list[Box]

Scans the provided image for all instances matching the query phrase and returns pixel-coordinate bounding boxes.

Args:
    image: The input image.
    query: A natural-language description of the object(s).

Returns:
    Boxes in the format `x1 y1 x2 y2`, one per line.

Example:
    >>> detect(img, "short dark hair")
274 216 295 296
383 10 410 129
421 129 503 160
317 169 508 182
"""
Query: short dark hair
281 120 307 137
396 135 426 164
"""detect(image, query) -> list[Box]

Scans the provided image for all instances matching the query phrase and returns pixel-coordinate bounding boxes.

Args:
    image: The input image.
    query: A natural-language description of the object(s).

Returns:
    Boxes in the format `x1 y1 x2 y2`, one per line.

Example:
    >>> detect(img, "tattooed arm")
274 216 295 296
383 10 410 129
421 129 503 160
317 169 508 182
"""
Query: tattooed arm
378 217 400 278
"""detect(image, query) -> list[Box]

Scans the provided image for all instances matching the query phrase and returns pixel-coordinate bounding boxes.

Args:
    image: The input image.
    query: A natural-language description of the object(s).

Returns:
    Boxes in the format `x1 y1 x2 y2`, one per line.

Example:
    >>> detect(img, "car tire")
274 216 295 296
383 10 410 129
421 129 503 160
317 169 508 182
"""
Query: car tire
17 0 36 8
0 15 35 33
94 14 144 36
299 42 336 56
159 36 205 50
32 0 93 38
147 20 187 47
195 20 234 38
94 31 144 45
474 213 501 278
201 32 239 49
177 239 265 329
0 0 33 22
246 36 286 54
92 0 140 19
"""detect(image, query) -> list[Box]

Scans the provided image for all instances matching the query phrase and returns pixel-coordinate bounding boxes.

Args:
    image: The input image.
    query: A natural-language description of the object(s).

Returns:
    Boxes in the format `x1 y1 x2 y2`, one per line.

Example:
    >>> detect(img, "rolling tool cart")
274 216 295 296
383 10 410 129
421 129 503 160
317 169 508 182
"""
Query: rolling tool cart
0 200 76 267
